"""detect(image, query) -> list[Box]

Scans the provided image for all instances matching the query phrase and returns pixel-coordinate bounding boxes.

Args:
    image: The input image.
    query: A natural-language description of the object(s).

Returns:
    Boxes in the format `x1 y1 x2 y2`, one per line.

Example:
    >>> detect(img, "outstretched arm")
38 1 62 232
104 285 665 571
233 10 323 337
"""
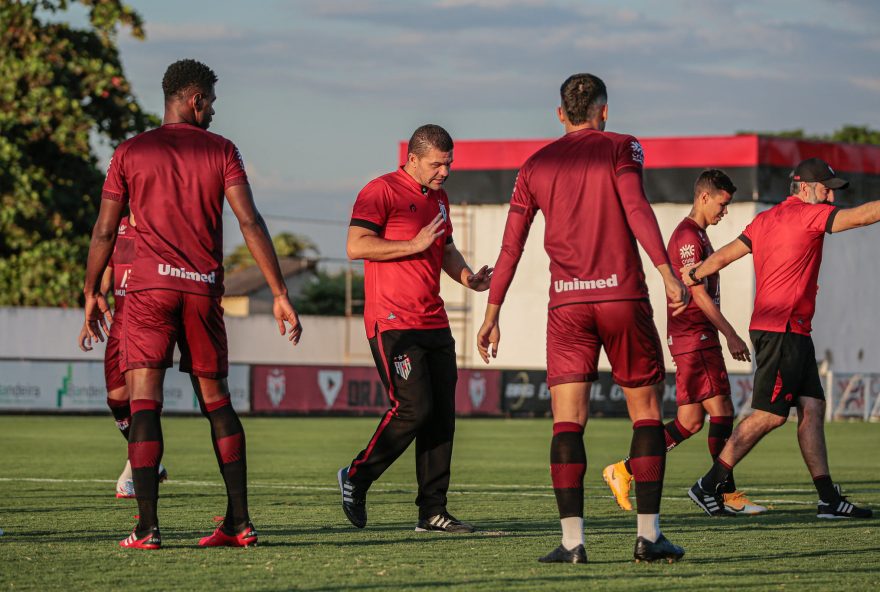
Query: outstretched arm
226 183 302 345
831 200 880 233
682 238 751 285
442 242 493 291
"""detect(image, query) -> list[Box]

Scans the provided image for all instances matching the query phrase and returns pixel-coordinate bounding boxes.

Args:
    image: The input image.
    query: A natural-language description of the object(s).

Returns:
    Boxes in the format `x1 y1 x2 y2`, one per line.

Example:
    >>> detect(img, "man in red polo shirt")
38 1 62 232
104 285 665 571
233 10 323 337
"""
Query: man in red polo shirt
685 158 874 519
477 73 689 564
81 59 303 549
602 169 766 516
337 124 492 534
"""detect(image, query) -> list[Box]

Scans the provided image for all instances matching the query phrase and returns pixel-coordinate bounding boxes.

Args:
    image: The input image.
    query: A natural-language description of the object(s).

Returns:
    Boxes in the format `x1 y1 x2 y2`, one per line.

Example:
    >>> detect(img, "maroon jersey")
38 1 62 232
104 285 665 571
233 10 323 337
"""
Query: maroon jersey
488 129 669 308
666 217 720 355
109 216 135 315
350 168 453 338
740 196 838 335
101 123 248 297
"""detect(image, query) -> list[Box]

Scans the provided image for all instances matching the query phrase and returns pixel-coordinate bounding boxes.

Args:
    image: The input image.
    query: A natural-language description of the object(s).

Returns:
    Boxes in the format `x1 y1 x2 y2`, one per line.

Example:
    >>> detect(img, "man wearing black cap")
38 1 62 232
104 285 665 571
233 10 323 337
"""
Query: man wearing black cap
681 157 876 520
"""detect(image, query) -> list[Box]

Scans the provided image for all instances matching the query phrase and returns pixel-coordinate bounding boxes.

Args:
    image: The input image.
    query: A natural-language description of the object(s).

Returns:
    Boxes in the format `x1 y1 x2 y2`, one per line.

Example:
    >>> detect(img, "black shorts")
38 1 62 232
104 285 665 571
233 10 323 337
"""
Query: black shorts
750 329 824 417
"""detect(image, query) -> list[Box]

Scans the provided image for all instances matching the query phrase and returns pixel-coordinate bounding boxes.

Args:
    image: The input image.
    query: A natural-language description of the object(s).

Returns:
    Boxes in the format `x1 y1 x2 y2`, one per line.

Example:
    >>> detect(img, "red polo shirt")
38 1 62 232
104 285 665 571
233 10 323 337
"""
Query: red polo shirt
350 168 453 338
740 196 839 335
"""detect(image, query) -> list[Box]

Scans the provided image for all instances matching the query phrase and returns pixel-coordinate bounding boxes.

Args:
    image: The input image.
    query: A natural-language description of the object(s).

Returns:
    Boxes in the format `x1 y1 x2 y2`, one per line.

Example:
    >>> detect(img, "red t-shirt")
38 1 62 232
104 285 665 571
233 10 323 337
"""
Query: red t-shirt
740 196 839 335
666 217 720 355
350 168 453 338
488 128 669 308
108 216 135 316
101 123 248 297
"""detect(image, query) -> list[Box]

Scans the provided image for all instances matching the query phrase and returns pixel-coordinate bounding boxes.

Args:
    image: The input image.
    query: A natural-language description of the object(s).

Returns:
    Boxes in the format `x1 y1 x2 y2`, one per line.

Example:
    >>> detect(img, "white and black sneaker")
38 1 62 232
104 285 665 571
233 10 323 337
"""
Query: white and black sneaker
817 484 873 519
415 512 474 533
337 466 368 528
688 480 736 517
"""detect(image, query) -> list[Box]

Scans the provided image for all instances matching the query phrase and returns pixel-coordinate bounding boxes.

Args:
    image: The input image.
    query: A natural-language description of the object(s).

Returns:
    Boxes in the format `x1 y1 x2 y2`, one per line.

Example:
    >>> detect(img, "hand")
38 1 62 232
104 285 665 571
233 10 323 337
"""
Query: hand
409 214 445 254
77 323 94 352
664 274 689 317
680 263 700 287
477 317 500 364
83 293 112 345
726 333 752 362
273 295 303 345
466 265 493 292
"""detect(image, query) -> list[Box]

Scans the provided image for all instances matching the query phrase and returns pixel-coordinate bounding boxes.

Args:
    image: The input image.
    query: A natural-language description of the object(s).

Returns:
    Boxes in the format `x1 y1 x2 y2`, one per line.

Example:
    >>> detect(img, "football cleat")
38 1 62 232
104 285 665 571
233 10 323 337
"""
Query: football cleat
338 466 367 528
818 485 873 519
688 480 737 517
119 526 161 550
723 490 767 515
199 522 258 547
633 534 685 563
115 479 136 499
415 512 475 533
602 460 633 511
538 544 587 564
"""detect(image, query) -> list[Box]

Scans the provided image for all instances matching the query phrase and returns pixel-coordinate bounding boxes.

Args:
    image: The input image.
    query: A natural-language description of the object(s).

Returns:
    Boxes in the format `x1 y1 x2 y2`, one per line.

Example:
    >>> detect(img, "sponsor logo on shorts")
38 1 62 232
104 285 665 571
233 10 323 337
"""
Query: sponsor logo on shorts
554 274 618 294
118 223 127 235
158 263 216 284
393 354 412 380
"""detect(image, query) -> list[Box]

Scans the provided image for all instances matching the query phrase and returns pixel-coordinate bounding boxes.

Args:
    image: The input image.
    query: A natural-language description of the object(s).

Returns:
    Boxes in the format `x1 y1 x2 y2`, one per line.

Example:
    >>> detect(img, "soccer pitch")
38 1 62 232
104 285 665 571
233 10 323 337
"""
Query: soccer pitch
0 417 877 591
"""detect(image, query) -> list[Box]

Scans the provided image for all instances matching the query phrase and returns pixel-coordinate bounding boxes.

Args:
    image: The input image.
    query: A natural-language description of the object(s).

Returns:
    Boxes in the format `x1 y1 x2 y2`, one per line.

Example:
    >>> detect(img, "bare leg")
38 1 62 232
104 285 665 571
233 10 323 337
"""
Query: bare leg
716 410 786 468
796 397 830 478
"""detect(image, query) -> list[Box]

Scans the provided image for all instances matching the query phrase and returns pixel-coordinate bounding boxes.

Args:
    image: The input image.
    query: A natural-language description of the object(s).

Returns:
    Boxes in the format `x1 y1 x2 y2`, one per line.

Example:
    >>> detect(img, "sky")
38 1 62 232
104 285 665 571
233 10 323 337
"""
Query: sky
88 0 880 260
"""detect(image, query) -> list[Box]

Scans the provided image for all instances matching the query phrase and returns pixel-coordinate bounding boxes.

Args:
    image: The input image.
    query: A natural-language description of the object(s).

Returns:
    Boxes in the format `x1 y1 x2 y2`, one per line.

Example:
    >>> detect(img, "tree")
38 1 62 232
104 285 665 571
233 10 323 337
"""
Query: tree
0 0 156 307
224 231 319 273
296 271 364 316
737 125 880 146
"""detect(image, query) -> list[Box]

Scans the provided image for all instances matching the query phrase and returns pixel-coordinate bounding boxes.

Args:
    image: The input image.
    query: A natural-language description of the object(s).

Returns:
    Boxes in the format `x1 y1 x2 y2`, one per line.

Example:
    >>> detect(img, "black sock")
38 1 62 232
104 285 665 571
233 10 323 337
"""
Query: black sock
128 400 163 534
708 416 736 493
813 475 837 504
205 397 249 532
550 422 586 520
629 420 666 515
107 398 131 442
664 418 693 451
701 458 733 493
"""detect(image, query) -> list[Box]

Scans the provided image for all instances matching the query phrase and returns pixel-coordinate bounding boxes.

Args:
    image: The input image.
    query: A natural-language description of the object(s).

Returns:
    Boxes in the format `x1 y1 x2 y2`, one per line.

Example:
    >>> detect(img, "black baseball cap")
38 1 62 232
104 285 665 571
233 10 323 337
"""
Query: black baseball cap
791 158 849 189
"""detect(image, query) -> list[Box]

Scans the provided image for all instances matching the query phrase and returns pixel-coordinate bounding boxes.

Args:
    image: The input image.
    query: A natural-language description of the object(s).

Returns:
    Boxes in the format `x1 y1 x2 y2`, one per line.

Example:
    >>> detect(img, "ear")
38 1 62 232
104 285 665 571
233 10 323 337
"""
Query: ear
600 103 609 122
191 92 204 111
407 152 418 166
556 106 566 125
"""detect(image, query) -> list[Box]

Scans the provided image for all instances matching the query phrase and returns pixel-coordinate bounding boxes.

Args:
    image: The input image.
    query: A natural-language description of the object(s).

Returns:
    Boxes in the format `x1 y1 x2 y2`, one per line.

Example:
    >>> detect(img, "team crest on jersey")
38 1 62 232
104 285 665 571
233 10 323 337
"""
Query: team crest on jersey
679 243 696 265
438 202 448 223
630 140 645 165
393 354 412 380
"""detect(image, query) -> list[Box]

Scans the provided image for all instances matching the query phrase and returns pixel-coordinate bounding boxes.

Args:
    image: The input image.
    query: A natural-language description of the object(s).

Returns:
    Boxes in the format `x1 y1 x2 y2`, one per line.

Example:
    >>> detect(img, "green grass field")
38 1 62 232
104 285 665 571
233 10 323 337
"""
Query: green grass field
0 416 878 591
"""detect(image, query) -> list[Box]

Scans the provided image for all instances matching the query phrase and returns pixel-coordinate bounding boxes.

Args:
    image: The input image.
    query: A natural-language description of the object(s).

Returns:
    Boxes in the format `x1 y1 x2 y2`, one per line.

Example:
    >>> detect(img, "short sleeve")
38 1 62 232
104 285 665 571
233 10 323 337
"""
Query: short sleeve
800 203 839 235
350 179 390 233
669 227 703 269
738 221 754 250
224 142 249 188
102 146 129 204
615 135 645 177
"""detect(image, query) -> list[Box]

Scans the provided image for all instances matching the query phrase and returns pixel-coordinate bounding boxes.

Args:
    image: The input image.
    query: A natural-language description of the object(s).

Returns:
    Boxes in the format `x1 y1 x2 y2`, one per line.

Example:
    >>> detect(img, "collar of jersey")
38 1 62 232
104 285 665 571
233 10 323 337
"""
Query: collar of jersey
396 166 431 196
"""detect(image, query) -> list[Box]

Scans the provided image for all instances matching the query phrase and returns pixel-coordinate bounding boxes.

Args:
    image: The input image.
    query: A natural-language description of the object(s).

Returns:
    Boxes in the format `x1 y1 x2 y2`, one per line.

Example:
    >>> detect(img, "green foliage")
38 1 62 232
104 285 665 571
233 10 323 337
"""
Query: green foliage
738 125 880 145
0 0 156 307
296 270 364 316
224 232 320 273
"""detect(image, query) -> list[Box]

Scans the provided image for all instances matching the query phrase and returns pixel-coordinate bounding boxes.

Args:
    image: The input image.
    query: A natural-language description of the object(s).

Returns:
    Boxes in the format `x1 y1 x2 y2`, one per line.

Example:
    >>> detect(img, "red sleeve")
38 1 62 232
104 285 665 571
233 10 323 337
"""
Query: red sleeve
615 135 645 177
488 168 538 306
668 226 703 269
614 170 670 268
102 144 129 204
224 141 249 188
350 179 390 233
739 220 756 250
800 203 839 235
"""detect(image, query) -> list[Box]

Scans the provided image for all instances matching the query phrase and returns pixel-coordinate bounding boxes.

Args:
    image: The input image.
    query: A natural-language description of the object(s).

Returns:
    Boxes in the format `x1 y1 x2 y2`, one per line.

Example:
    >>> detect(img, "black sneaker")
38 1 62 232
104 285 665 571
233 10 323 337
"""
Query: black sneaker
633 534 685 563
337 466 367 528
415 512 474 533
817 484 873 519
537 544 587 564
688 479 736 517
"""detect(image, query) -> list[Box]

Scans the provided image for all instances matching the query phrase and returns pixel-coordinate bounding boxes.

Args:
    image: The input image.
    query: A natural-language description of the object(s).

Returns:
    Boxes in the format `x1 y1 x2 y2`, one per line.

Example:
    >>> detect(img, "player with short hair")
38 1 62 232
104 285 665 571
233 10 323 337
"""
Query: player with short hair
477 73 689 563
685 158 874 520
81 59 303 550
602 169 766 516
337 124 493 534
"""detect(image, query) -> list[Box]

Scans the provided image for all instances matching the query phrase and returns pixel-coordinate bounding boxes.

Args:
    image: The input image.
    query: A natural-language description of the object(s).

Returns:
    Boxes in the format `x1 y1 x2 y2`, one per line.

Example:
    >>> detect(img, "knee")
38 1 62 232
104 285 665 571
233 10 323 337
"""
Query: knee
681 417 705 435
765 413 788 430
395 401 433 425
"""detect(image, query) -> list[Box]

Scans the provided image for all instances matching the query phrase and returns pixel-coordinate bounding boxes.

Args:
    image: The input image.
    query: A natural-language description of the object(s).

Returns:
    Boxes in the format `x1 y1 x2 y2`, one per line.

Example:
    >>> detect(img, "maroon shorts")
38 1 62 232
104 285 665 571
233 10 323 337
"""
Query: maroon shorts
546 300 665 388
673 346 730 406
104 317 126 391
122 289 228 379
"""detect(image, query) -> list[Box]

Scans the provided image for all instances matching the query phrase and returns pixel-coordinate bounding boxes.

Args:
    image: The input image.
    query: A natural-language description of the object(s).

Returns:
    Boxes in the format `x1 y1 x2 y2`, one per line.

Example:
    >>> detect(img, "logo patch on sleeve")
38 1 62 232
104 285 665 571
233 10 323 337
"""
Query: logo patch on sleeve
630 141 645 165
679 243 696 265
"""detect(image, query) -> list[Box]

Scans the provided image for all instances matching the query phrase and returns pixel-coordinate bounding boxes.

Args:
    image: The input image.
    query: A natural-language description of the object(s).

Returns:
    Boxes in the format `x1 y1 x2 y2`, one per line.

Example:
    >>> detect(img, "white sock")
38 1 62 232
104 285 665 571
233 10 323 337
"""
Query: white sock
637 513 660 542
119 459 132 481
560 517 584 550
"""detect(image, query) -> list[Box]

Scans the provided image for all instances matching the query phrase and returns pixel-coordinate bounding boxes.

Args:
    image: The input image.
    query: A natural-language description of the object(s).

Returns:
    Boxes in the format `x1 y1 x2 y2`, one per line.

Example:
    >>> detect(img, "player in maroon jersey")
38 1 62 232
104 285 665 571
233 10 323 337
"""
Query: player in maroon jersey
337 124 492 534
685 158 874 520
602 170 767 516
477 73 689 563
78 213 167 498
81 59 303 550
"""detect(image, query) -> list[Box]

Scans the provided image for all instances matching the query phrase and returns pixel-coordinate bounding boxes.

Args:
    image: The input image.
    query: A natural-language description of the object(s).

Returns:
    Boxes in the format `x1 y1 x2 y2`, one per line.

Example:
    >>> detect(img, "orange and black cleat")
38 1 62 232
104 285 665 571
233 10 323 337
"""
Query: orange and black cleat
119 526 161 550
198 521 258 547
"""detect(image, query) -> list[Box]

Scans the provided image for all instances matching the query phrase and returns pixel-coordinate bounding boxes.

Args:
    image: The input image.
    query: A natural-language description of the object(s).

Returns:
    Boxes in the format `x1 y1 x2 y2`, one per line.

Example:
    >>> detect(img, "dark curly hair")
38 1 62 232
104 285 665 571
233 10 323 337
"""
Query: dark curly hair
162 59 218 100
560 73 607 125
694 169 737 198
